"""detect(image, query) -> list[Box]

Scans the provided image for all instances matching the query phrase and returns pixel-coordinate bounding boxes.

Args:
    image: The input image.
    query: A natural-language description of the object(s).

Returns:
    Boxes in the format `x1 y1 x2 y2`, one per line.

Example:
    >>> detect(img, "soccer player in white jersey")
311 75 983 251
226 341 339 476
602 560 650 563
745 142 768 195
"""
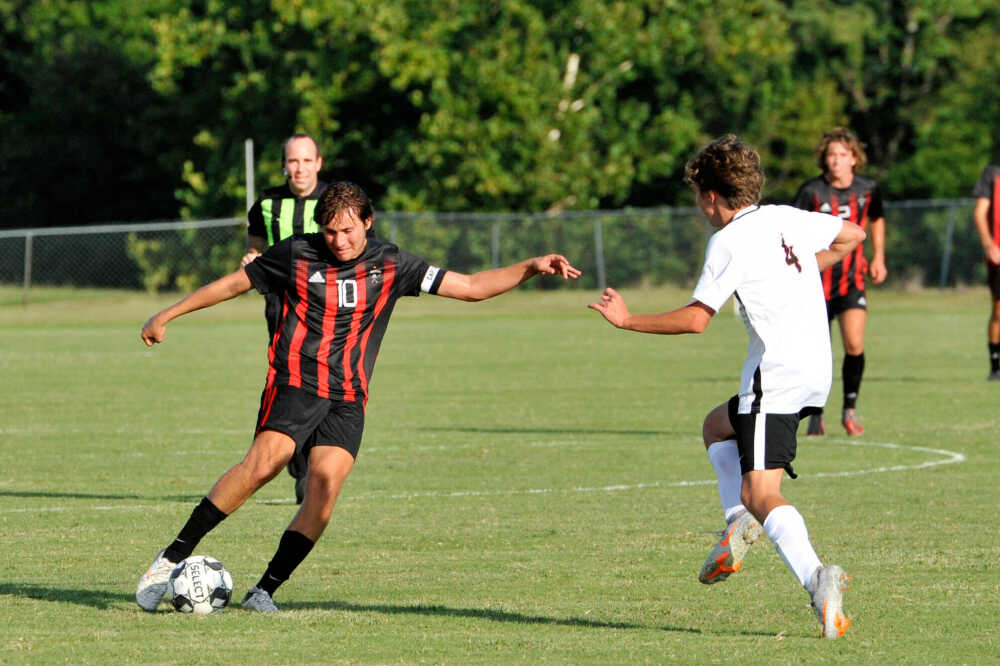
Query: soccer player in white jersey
589 135 866 639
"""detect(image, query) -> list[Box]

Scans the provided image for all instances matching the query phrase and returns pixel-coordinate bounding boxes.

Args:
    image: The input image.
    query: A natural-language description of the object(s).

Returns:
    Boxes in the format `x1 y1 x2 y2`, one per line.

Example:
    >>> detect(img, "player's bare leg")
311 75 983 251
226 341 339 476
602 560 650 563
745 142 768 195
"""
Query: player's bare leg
242 446 356 611
698 403 762 584
289 446 356 541
741 468 790 524
743 469 850 638
207 430 296 514
137 430 294 611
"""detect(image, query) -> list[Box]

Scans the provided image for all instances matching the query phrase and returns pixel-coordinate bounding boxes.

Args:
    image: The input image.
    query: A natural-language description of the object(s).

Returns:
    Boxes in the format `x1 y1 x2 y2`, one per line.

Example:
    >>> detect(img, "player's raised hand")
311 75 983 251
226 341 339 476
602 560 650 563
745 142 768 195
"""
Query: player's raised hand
140 315 167 347
588 287 630 328
531 254 582 280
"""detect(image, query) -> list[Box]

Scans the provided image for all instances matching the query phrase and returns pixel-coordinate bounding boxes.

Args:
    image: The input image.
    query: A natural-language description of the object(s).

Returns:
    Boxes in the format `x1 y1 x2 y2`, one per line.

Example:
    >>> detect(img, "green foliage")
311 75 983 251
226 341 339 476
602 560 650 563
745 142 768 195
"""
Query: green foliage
126 229 244 293
0 0 184 227
0 0 997 229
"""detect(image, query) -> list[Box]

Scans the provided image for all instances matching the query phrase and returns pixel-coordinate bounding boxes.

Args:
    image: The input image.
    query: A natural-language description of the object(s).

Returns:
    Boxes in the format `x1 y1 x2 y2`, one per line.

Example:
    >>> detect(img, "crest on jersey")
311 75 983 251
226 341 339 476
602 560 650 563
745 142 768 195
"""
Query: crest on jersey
368 265 383 286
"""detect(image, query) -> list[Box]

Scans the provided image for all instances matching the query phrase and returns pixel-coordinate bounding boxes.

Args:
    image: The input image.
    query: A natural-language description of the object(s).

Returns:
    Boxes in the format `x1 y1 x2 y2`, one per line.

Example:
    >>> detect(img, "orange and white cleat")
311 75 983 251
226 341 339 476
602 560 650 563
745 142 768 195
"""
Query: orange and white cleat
811 565 852 639
841 409 864 436
698 510 762 584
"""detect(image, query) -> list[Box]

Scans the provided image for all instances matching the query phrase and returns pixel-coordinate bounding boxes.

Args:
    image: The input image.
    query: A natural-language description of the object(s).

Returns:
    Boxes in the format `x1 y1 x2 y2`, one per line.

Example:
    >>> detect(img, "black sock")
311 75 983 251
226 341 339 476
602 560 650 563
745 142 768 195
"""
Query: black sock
842 353 865 410
256 530 315 596
163 497 228 563
990 343 1000 372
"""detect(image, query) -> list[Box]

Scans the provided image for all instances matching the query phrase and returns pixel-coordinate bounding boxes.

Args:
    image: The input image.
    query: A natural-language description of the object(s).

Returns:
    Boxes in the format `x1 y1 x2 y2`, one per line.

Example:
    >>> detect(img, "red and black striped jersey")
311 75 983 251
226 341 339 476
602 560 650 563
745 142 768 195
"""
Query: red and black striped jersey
243 235 446 403
791 174 884 299
972 164 1000 246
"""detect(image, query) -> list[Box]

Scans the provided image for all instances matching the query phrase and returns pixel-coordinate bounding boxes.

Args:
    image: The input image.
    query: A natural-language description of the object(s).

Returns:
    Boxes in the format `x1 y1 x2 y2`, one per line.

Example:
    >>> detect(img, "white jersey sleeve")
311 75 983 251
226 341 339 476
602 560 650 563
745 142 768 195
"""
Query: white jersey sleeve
691 233 741 313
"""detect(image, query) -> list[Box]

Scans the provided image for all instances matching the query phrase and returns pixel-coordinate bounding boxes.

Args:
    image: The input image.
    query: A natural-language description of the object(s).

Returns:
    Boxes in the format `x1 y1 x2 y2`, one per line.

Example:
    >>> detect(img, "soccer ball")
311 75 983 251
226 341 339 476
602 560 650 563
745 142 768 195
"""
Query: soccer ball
167 555 234 615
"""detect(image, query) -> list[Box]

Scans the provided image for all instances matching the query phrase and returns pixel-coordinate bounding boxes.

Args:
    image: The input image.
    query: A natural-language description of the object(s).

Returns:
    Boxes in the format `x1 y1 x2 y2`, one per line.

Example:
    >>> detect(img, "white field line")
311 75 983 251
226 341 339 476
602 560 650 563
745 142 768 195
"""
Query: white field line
0 440 966 513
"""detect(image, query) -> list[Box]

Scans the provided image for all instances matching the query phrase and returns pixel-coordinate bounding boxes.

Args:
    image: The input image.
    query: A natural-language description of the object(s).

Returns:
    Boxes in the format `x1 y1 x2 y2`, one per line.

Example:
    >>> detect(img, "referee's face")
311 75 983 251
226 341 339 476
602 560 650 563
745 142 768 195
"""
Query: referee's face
323 211 372 262
284 137 323 197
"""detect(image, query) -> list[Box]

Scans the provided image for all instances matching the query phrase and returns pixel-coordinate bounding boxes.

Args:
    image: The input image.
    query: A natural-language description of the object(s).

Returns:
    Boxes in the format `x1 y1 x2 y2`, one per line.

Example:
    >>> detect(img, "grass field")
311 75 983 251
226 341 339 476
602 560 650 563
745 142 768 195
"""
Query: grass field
1 285 997 664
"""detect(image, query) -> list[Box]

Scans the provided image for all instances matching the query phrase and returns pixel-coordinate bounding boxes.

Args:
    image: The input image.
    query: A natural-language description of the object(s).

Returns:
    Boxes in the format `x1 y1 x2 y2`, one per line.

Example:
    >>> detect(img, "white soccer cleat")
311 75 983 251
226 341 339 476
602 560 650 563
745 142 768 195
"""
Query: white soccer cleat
811 564 851 639
240 586 279 612
136 548 177 612
698 510 762 584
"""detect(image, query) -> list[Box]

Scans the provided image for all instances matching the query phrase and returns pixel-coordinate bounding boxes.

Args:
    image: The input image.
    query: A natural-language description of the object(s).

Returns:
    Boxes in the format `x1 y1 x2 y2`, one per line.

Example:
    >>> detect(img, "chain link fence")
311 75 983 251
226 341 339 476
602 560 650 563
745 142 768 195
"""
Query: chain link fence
0 200 982 304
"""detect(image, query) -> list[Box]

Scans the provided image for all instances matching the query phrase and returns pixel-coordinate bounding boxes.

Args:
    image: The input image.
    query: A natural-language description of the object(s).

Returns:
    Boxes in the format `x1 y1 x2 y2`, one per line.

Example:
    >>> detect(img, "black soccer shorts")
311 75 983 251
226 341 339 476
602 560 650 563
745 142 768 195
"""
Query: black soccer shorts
987 261 1000 301
826 284 867 320
727 395 800 479
256 385 365 458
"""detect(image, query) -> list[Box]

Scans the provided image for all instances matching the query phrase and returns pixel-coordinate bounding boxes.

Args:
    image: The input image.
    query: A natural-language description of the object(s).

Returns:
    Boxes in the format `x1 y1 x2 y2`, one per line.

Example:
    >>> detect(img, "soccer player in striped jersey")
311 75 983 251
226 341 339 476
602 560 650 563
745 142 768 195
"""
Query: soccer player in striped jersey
590 135 864 638
791 128 887 436
243 133 329 504
972 163 1000 381
136 181 581 612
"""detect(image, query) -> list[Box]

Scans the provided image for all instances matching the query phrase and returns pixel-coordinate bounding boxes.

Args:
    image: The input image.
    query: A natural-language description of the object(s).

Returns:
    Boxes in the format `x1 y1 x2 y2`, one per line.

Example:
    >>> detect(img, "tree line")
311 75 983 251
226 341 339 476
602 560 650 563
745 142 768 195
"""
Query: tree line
1 0 997 230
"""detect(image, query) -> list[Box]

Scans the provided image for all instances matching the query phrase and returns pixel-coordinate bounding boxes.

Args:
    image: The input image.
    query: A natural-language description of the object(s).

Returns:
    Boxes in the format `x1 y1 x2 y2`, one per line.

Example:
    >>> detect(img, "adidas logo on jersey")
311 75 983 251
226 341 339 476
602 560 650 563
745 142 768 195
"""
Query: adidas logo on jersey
308 271 325 284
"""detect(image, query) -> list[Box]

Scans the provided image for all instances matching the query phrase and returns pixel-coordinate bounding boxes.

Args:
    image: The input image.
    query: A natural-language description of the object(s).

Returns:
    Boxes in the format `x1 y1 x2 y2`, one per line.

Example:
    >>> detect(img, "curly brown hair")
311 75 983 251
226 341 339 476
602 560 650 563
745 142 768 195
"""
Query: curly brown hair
815 127 867 172
683 134 764 208
315 181 374 227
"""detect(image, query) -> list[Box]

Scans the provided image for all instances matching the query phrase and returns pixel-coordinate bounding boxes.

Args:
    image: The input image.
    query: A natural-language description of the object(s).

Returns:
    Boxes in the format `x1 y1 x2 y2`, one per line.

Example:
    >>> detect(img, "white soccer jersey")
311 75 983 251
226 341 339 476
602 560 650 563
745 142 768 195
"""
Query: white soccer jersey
691 204 843 414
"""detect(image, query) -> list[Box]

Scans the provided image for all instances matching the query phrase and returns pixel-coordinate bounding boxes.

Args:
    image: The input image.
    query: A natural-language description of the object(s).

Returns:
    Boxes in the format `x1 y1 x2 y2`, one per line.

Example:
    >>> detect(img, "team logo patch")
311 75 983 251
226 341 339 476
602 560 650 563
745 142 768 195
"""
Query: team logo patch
858 296 867 306
368 265 383 286
308 271 325 284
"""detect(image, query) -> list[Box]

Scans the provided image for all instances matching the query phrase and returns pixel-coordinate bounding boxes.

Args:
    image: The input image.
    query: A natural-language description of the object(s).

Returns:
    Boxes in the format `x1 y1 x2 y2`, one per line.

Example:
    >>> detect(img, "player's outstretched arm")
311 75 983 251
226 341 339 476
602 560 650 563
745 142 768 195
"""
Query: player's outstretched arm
817 221 866 272
436 254 581 302
588 287 714 334
141 269 254 347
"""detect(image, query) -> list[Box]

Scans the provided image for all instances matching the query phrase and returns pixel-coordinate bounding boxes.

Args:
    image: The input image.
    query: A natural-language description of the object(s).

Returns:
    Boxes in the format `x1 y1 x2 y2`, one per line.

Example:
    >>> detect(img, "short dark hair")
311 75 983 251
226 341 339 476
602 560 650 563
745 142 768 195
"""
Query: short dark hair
683 134 764 208
816 127 867 172
281 133 320 165
315 181 374 227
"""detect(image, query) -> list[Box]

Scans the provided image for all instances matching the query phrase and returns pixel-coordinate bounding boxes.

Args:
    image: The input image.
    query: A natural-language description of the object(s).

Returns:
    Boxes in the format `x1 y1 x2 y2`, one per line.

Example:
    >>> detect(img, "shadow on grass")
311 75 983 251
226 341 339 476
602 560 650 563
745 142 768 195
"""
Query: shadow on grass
415 426 684 438
0 490 202 502
0 582 132 610
1 584 779 637
280 598 702 634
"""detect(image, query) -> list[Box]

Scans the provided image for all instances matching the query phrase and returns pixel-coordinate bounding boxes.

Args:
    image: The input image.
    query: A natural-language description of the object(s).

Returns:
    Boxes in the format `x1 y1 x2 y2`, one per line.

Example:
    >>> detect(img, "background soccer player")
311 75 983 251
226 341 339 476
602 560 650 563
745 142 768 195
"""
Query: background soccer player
589 135 864 639
972 162 1000 381
136 181 581 612
791 127 887 436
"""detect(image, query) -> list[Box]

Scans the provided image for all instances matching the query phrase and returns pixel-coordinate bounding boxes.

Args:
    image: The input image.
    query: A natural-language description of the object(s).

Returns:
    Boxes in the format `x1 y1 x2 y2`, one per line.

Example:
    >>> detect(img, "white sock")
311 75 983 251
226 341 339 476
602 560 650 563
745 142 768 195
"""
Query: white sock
706 440 745 522
763 504 822 591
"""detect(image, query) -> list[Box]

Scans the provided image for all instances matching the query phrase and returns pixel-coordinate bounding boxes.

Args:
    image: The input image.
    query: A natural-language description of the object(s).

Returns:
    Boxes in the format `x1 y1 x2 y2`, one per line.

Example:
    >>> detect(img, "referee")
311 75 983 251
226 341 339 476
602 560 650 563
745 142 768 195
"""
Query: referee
242 133 327 503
